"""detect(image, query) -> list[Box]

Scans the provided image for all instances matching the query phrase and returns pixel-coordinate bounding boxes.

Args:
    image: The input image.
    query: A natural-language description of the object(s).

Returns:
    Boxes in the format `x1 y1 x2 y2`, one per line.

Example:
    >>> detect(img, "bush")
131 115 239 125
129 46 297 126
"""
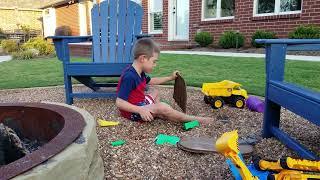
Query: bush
12 49 37 60
1 39 19 53
289 25 320 39
0 35 6 44
0 28 6 44
20 24 32 42
251 30 277 48
194 32 213 47
55 26 72 36
219 31 245 49
22 37 55 56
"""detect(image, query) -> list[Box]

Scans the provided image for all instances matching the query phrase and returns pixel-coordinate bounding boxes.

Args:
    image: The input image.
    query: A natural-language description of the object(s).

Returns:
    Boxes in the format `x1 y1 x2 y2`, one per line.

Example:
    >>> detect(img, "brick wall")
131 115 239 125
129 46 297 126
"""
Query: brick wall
0 8 43 32
69 44 92 57
142 0 320 49
141 0 192 49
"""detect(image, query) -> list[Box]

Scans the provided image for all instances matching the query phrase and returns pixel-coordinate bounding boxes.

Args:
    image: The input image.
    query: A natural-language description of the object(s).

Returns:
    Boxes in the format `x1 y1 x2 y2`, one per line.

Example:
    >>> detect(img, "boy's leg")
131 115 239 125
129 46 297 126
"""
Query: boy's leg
144 102 213 124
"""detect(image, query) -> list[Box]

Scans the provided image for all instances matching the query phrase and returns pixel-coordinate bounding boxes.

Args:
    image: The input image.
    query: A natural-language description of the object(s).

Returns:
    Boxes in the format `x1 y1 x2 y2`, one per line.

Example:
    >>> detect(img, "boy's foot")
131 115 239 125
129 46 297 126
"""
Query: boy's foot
194 116 214 125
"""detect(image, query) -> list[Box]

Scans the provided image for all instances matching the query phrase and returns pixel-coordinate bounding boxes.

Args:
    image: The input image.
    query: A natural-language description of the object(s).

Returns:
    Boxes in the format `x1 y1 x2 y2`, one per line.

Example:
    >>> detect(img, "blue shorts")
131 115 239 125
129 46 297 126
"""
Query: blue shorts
130 95 155 121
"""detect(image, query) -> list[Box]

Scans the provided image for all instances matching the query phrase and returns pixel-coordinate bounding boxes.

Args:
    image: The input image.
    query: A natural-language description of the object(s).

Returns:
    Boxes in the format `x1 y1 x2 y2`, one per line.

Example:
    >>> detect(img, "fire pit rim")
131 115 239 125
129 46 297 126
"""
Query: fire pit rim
0 102 86 180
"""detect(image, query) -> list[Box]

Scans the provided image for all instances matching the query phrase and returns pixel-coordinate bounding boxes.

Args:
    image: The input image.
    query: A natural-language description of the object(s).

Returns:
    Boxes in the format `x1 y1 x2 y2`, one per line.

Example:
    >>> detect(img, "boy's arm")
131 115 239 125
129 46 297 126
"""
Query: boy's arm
115 98 154 121
148 71 179 85
149 76 174 85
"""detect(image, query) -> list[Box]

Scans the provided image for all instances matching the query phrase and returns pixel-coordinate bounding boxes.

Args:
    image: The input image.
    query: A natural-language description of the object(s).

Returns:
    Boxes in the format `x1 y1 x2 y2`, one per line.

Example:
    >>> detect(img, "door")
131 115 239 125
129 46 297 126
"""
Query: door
168 0 189 41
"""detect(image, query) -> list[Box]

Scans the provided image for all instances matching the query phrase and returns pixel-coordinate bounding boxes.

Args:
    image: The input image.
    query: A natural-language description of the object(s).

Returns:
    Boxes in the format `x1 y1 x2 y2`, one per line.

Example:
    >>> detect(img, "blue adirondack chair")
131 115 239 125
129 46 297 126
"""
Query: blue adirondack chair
50 0 148 104
256 39 320 160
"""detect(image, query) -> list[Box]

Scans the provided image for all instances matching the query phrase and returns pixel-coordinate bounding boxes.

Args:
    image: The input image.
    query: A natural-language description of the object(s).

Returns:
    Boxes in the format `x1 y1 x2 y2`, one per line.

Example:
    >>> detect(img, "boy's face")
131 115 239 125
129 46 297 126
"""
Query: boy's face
142 52 158 73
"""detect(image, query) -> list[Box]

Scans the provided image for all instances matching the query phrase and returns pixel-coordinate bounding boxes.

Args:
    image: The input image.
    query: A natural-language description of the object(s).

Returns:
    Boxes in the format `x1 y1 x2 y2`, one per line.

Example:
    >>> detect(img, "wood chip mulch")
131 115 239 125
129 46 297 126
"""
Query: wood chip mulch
0 86 319 179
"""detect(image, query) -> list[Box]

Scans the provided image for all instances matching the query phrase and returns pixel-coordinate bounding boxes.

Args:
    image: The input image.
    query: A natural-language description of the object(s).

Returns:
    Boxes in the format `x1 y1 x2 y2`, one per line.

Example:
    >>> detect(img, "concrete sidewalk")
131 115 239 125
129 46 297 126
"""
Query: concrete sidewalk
162 51 320 62
0 55 12 63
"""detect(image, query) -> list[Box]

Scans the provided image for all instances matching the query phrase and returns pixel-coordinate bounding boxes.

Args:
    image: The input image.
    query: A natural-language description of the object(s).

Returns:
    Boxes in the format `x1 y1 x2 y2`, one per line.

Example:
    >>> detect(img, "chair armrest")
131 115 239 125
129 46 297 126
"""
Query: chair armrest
135 34 153 39
255 39 320 45
47 35 92 41
47 36 92 62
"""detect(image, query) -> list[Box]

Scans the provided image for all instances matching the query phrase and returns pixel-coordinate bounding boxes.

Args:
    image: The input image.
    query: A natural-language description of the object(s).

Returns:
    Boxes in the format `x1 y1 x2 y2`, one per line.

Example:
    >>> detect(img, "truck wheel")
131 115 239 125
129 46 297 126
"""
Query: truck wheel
233 96 245 108
204 96 210 104
210 97 224 109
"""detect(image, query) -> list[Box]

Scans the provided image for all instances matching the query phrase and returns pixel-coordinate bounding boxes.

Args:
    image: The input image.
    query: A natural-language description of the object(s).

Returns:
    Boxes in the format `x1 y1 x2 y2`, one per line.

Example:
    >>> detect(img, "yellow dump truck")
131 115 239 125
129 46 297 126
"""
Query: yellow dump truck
202 80 248 109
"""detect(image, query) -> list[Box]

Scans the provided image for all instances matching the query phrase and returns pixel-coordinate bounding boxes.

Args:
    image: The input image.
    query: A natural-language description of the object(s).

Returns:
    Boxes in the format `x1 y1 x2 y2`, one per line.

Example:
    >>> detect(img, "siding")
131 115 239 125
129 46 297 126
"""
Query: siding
56 3 80 36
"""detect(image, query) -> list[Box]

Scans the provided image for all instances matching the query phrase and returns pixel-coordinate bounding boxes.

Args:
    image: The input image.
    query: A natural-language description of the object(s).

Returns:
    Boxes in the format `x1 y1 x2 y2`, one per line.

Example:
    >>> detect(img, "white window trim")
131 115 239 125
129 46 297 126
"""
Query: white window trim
253 0 302 17
201 0 235 21
87 1 93 35
78 1 88 35
42 8 56 37
148 0 163 34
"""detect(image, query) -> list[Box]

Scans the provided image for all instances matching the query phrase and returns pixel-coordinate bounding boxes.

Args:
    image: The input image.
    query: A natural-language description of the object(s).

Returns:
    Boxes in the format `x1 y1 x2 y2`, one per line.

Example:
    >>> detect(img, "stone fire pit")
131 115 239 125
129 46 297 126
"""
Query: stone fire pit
0 102 104 180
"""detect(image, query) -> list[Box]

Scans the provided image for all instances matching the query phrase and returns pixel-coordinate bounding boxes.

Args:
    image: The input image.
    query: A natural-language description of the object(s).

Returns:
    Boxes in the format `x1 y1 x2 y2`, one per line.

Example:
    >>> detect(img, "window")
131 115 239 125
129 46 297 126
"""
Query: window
149 0 163 34
202 0 235 20
255 0 302 16
280 0 302 12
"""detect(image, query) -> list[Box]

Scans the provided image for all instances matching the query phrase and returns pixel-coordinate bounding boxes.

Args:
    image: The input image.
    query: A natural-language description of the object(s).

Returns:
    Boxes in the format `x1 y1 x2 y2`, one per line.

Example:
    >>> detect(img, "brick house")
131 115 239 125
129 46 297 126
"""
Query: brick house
142 0 320 49
40 0 141 37
41 0 320 57
40 0 94 37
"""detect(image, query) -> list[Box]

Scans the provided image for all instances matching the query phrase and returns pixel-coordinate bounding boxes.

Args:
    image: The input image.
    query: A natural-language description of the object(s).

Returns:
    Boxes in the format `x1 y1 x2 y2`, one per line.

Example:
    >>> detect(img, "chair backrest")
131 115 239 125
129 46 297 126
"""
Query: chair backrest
91 0 143 63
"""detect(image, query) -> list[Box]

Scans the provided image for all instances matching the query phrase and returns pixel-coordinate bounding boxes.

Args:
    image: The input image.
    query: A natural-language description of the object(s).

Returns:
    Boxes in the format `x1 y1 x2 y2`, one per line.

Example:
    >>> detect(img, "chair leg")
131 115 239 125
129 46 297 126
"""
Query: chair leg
262 99 281 138
64 75 73 105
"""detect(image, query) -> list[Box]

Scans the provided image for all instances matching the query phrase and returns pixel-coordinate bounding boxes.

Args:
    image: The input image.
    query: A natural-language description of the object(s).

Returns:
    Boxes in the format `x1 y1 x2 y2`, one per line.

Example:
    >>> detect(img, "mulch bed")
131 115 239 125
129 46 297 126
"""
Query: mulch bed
0 86 319 179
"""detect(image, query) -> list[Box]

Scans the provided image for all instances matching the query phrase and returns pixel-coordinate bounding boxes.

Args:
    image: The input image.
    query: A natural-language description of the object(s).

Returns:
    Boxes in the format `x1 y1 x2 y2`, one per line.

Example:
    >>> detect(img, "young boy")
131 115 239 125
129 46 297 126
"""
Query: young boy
116 38 213 124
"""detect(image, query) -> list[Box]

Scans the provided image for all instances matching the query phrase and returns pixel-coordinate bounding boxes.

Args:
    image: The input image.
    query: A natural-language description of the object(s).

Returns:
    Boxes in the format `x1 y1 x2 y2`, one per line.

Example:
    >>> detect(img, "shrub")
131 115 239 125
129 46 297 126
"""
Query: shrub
194 32 213 47
219 31 245 49
289 25 320 39
12 49 37 60
22 37 55 56
55 26 72 36
20 24 32 42
1 39 19 53
251 30 277 48
0 28 6 44
0 36 6 44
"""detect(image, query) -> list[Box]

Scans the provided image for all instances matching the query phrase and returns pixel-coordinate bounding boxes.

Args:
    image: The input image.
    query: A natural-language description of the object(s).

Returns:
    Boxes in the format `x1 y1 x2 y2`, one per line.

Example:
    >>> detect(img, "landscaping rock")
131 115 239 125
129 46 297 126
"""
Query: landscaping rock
12 102 104 180
0 124 28 166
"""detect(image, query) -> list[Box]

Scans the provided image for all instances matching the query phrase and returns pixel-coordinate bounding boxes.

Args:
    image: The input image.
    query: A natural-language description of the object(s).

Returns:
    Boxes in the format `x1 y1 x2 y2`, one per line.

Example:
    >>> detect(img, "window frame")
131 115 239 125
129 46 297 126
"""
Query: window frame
253 0 302 17
148 0 163 34
201 0 235 21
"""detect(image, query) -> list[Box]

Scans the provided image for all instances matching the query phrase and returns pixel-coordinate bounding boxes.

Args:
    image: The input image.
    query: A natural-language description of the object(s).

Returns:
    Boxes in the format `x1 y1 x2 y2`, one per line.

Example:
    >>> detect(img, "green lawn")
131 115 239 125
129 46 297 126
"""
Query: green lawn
1 54 319 96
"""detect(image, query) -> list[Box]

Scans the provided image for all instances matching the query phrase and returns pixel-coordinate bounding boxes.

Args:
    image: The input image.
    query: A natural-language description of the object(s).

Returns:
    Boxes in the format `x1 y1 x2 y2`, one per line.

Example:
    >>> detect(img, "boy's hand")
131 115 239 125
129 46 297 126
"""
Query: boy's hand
170 71 180 80
138 107 154 122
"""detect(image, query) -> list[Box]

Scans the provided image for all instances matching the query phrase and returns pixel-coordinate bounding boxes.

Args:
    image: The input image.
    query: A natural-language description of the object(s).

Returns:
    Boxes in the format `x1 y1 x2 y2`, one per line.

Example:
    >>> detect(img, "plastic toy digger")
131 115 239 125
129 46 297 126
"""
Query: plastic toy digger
254 157 320 172
215 130 320 180
268 170 320 179
202 80 248 109
215 130 259 180
254 157 320 179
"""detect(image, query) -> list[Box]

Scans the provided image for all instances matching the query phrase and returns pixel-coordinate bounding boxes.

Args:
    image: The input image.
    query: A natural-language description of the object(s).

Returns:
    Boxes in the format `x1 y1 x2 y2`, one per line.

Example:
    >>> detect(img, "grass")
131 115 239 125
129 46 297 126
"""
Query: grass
0 54 319 96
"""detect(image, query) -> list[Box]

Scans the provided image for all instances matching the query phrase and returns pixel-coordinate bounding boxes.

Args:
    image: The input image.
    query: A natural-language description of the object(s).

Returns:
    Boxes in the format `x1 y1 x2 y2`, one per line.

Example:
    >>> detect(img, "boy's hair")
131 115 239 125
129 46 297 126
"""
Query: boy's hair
133 38 160 60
